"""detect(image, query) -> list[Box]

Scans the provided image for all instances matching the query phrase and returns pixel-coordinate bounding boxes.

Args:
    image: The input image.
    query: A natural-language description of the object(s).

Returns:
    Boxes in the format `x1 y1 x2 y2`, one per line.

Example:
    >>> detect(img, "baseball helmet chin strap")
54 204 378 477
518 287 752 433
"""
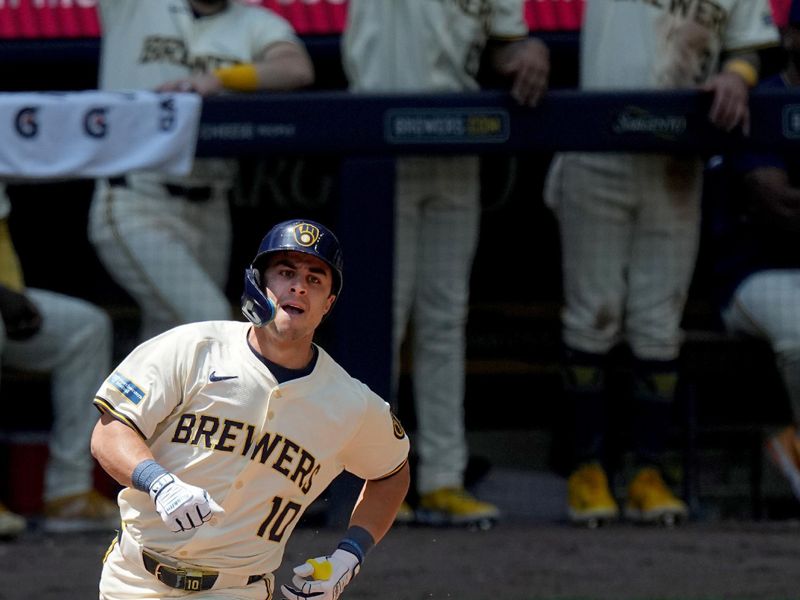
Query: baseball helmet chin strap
241 267 276 327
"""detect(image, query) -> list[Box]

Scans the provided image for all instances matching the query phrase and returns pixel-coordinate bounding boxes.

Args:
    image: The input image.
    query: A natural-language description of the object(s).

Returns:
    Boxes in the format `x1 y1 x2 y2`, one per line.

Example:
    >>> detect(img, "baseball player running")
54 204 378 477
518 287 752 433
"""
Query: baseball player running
544 0 779 526
91 219 410 599
88 0 314 343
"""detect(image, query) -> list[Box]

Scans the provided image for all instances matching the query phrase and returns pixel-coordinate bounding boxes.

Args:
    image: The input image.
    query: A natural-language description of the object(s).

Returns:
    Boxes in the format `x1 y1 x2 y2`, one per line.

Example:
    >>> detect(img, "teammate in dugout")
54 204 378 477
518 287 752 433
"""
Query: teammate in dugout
88 0 314 344
544 0 779 526
342 0 549 528
711 0 800 507
91 219 410 600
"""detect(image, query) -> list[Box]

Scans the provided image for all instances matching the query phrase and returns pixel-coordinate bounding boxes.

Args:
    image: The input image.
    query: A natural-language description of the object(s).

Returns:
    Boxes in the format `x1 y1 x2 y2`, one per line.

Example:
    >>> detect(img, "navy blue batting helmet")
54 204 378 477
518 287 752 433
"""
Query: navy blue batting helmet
241 219 344 327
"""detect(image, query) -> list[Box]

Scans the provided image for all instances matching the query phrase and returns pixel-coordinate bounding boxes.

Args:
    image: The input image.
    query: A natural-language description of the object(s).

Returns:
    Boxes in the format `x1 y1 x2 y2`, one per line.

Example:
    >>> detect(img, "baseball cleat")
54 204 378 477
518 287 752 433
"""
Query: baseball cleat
623 467 688 525
415 487 500 528
42 489 119 534
0 502 26 539
567 462 619 527
765 425 800 502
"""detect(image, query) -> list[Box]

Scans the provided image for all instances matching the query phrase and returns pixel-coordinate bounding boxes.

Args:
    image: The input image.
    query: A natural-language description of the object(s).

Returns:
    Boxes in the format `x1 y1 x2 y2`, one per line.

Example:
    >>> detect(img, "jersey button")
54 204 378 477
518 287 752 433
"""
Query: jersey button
274 390 282 399
235 481 243 489
209 517 218 526
179 551 188 557
267 410 275 420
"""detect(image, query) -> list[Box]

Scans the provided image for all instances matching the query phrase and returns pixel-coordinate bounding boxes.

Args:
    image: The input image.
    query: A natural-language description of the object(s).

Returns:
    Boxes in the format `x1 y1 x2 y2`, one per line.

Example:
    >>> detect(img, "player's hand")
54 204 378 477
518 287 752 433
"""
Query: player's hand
0 286 42 340
701 70 750 135
495 37 550 107
156 74 223 97
148 473 224 533
280 549 361 600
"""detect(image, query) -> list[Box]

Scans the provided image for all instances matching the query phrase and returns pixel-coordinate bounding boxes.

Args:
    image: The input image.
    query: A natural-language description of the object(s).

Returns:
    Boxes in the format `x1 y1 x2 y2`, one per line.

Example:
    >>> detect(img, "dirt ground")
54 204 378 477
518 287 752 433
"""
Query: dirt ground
1 518 800 600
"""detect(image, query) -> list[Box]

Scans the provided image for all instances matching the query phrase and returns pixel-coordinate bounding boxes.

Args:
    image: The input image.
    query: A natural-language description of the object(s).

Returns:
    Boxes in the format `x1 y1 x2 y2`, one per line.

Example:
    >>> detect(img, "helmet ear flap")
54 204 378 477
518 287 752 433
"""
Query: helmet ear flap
241 267 276 327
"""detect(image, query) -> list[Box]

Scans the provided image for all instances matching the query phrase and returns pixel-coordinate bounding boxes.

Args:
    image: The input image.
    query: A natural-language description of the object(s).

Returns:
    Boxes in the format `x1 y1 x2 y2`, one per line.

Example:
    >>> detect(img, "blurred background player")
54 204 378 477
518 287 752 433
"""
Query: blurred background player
88 0 314 343
342 0 549 527
0 182 115 537
710 0 800 504
544 0 779 526
91 219 409 599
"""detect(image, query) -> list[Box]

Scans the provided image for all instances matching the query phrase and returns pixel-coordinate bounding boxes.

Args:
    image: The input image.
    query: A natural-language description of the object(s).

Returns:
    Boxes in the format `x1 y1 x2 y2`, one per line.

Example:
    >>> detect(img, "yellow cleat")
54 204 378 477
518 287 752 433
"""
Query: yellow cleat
42 489 119 534
416 487 499 528
394 500 415 525
624 467 688 525
0 501 26 539
766 425 800 502
567 462 619 527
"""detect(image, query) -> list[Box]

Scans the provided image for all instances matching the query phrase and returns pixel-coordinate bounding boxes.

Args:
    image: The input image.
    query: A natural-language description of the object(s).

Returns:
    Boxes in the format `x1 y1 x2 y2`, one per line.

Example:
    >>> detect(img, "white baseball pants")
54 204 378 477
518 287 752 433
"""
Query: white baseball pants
544 152 702 361
99 529 273 599
723 270 800 424
88 178 233 342
1 288 112 501
392 155 480 494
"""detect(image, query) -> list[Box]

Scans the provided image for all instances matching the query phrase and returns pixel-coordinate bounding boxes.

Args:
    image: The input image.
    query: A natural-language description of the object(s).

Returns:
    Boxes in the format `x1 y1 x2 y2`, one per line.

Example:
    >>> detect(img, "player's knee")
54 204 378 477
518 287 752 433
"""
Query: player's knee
563 304 623 356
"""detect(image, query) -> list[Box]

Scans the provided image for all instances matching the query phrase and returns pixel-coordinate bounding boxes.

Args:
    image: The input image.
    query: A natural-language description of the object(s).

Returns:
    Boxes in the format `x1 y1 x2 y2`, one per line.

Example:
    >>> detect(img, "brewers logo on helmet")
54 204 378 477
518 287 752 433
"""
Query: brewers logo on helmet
241 219 344 327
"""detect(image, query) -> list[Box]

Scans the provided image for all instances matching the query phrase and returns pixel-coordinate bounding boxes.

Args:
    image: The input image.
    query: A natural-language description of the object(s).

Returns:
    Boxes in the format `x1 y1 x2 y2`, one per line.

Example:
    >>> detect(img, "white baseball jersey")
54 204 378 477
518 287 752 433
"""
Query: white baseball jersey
93 320 409 576
97 0 299 186
581 0 779 90
342 0 528 92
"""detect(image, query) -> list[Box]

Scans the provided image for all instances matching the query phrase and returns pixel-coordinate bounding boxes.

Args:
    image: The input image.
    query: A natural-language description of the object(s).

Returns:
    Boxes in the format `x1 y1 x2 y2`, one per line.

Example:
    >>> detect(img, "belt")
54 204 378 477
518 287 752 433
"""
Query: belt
117 529 264 592
108 176 215 202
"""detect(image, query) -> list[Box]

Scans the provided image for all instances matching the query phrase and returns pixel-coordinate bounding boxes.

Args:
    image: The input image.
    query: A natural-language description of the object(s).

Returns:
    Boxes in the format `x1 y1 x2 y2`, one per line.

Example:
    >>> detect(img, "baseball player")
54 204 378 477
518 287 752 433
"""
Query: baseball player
88 0 314 343
0 183 116 536
712 0 800 503
544 0 779 526
91 219 410 599
342 0 549 527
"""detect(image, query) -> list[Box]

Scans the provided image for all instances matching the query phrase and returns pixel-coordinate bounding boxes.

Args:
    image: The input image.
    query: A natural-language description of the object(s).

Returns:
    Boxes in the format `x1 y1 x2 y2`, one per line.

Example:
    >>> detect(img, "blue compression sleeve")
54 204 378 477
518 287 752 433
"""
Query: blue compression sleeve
131 459 169 492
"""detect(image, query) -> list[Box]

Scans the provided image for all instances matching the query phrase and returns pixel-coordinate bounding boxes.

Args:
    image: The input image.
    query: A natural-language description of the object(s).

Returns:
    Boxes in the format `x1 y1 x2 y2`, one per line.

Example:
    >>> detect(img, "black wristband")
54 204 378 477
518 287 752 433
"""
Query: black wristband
337 525 375 564
131 459 169 493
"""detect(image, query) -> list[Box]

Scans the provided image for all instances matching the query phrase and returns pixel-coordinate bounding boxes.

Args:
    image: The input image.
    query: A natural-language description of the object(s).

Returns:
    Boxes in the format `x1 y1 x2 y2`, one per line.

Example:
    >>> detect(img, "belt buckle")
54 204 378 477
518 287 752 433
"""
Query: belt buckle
155 563 205 591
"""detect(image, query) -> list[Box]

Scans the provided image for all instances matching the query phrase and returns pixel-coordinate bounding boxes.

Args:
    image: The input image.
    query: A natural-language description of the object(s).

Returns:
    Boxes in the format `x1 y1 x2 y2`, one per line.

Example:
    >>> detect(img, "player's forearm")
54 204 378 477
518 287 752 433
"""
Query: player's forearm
348 461 410 544
91 411 155 488
253 42 314 91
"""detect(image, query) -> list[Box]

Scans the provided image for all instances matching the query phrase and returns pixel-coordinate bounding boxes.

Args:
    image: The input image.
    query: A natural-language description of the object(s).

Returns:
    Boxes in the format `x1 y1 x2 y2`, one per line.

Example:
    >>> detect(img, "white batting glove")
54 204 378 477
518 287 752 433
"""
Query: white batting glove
148 473 224 533
280 549 361 600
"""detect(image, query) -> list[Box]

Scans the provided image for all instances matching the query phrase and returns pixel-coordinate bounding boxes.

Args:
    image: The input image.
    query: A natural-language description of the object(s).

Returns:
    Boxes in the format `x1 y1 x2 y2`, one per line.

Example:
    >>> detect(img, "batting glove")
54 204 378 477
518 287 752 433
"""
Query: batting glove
148 473 224 533
281 548 361 600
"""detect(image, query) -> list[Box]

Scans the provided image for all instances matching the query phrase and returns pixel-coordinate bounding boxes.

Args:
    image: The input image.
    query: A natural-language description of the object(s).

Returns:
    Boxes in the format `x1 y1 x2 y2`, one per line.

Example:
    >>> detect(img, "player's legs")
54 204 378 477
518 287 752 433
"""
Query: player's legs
624 155 701 458
623 155 701 523
723 270 800 420
0 317 27 538
391 157 422 407
545 153 636 453
3 289 112 501
394 156 496 525
723 270 800 500
625 155 702 362
545 153 635 356
89 184 232 340
545 152 639 524
406 156 479 494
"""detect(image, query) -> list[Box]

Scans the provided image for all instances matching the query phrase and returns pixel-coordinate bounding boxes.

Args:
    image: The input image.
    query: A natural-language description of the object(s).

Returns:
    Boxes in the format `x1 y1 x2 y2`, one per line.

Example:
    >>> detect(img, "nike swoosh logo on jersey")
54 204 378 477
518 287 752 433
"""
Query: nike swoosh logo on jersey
209 371 238 382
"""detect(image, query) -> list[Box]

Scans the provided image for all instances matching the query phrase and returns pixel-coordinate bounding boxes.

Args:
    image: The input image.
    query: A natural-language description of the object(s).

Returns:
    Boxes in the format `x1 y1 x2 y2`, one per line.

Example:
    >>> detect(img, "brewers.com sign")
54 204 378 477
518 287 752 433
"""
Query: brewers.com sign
0 0 586 38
